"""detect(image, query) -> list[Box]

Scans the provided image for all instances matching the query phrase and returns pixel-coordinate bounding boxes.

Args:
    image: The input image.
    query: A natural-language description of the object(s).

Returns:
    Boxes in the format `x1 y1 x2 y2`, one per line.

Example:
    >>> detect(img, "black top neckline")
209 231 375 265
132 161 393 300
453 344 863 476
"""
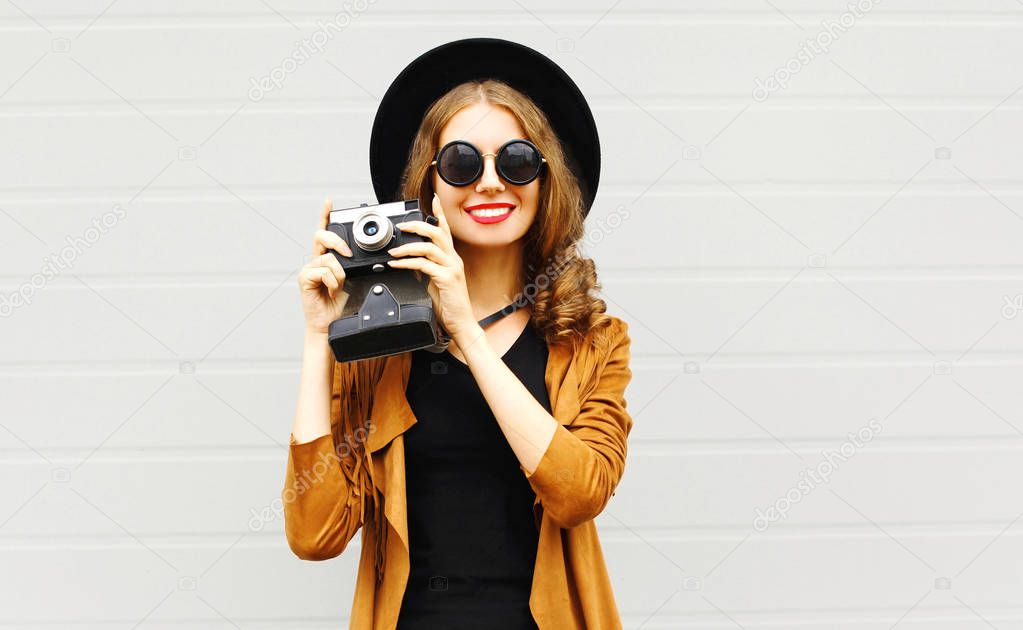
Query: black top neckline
441 319 533 368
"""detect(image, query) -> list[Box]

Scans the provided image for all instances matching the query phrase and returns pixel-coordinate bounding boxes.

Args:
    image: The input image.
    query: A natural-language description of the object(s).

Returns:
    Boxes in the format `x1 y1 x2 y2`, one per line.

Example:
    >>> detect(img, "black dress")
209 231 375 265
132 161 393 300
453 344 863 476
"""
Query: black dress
396 320 549 630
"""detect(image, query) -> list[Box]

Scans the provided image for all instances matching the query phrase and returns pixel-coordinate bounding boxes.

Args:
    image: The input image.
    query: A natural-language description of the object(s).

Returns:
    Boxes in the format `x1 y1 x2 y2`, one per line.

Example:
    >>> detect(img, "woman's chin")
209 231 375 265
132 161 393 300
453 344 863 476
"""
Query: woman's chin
453 229 526 249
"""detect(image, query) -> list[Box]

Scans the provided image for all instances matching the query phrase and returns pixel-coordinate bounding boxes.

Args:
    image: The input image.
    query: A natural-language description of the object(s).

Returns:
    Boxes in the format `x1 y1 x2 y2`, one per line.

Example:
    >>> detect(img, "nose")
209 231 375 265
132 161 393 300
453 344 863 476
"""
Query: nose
475 154 505 194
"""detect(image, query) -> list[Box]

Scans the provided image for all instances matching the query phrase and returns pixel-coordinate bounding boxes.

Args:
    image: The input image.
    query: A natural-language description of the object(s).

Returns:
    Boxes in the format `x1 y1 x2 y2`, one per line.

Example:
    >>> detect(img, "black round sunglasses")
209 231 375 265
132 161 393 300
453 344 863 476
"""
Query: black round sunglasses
430 138 547 187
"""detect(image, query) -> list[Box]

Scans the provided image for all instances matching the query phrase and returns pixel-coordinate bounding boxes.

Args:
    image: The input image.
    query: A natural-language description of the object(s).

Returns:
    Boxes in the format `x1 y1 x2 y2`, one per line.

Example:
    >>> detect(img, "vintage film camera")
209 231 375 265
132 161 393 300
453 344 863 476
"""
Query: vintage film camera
325 199 451 362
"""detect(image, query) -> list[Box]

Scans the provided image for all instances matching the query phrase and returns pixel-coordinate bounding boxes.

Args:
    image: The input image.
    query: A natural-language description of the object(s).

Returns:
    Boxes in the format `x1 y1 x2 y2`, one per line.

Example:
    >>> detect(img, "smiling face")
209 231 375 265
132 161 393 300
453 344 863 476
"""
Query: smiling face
432 101 541 248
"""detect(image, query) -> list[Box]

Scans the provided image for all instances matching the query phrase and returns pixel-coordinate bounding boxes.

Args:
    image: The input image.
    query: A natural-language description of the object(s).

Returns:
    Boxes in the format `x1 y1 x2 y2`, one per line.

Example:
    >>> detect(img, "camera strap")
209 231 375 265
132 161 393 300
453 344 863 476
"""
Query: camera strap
476 293 529 329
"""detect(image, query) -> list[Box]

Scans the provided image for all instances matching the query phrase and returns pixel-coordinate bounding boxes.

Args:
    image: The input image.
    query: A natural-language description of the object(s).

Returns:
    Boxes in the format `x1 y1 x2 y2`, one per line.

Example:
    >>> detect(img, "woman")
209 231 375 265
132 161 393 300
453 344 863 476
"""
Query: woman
283 39 633 630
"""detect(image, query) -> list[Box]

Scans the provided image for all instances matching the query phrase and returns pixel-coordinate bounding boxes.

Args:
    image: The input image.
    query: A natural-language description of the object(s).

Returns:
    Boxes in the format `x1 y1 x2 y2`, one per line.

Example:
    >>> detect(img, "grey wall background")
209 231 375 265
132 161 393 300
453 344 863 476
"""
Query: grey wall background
2 1 1023 628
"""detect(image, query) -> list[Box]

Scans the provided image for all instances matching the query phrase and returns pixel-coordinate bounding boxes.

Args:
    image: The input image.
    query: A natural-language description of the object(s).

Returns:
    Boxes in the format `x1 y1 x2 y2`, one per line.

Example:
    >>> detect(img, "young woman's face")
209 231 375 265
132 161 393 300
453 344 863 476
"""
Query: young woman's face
432 102 540 248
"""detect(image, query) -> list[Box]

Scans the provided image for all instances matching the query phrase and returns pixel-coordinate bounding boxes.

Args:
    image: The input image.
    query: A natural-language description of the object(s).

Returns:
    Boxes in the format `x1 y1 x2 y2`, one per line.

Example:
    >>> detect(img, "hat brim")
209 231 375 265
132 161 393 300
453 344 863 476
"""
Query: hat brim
369 37 600 218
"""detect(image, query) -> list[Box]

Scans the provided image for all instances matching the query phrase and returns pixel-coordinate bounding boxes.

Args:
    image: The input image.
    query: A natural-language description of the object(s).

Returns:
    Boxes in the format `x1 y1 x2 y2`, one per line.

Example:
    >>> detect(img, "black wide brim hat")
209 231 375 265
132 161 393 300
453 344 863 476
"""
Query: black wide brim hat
369 37 601 218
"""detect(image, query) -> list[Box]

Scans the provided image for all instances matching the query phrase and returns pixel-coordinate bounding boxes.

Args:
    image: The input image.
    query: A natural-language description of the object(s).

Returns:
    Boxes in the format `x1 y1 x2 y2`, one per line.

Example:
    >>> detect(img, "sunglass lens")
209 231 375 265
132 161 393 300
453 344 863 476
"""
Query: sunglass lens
438 143 480 185
499 142 542 183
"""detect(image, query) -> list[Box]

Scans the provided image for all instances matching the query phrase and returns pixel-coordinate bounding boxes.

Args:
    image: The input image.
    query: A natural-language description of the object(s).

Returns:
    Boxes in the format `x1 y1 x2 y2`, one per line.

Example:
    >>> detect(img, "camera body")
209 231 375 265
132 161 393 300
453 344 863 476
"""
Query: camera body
326 199 428 276
324 199 450 363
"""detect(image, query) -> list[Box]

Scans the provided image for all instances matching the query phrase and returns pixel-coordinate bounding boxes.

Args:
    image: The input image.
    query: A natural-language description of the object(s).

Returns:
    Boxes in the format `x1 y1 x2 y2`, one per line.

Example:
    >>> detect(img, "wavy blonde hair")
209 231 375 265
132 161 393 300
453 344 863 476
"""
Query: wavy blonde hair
396 79 613 347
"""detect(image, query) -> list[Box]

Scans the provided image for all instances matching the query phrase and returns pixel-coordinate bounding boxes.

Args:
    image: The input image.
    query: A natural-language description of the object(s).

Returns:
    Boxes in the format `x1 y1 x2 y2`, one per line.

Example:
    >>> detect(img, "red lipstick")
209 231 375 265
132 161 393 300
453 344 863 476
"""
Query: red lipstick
464 202 515 224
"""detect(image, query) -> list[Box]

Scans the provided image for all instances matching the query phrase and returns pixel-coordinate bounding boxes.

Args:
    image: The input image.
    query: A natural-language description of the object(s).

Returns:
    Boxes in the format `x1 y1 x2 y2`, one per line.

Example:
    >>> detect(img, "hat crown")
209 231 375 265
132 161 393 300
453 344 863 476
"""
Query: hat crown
369 37 600 218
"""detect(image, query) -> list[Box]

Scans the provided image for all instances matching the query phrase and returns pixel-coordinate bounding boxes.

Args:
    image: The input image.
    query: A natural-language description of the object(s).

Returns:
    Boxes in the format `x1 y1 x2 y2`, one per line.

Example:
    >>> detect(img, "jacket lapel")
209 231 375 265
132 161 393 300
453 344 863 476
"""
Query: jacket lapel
366 352 417 455
362 352 417 560
365 337 580 453
545 340 581 426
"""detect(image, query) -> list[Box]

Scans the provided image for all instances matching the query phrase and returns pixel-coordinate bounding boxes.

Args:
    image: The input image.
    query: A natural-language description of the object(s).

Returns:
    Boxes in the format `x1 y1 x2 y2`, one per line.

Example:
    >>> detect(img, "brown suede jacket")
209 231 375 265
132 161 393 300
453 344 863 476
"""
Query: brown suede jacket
282 315 633 629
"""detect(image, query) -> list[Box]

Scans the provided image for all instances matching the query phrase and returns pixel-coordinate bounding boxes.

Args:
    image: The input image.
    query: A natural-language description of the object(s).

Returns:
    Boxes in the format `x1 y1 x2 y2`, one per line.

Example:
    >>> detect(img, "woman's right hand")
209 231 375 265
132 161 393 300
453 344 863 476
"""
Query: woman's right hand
299 199 354 334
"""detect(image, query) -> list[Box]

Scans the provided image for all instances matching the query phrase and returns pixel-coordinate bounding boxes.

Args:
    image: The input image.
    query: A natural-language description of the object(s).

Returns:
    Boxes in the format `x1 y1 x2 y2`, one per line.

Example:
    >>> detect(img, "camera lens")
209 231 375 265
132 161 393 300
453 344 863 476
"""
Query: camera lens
353 211 394 251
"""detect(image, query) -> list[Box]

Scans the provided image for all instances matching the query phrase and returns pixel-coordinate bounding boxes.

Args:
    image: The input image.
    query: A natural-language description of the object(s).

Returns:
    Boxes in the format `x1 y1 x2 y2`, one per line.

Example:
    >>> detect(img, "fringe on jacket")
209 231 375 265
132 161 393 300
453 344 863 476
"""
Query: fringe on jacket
329 356 389 585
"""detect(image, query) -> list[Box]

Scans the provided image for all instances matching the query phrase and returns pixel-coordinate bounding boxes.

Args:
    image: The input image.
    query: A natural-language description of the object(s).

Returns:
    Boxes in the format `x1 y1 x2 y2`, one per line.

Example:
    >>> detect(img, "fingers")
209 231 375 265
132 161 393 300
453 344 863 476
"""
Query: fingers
395 219 452 254
313 199 330 257
387 241 451 267
300 251 346 297
313 229 353 257
298 265 340 298
395 219 443 240
319 268 340 296
431 193 451 234
312 199 339 257
386 256 445 279
312 252 346 282
321 199 332 230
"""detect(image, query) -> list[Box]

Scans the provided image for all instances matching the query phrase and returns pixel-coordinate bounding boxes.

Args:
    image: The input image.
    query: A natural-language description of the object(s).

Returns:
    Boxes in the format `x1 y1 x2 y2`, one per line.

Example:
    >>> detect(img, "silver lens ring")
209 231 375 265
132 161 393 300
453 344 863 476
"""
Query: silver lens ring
353 211 394 251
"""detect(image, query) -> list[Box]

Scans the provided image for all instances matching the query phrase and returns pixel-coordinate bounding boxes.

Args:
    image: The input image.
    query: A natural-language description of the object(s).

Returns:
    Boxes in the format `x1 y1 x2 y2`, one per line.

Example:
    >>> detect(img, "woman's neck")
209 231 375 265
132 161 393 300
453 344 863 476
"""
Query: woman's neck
456 240 527 320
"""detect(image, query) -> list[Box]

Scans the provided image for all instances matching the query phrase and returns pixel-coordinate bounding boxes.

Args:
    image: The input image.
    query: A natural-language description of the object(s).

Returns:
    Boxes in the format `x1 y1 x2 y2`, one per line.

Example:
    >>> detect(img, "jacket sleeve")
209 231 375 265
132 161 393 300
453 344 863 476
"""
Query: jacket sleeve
523 318 634 529
282 359 368 561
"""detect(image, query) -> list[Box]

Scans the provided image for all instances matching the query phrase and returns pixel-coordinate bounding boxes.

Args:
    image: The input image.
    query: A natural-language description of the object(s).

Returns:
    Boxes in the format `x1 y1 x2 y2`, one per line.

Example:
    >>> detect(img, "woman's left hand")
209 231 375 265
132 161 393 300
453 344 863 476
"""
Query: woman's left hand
386 193 478 341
